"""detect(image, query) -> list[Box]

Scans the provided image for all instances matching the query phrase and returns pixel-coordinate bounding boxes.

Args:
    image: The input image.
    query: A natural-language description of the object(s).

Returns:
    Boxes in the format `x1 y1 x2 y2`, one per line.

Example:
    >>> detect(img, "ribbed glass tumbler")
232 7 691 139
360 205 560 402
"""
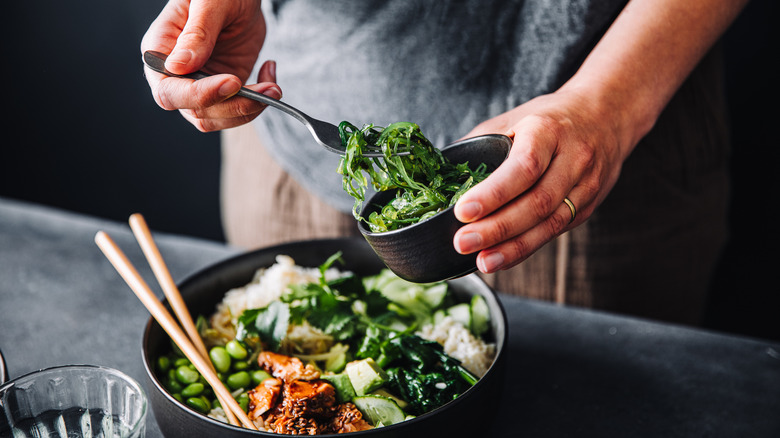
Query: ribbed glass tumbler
0 365 147 437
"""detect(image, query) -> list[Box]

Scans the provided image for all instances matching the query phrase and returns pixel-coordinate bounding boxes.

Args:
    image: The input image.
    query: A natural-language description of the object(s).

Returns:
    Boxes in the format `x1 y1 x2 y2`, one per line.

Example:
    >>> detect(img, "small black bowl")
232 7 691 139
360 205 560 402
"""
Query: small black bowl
142 237 507 438
359 134 512 283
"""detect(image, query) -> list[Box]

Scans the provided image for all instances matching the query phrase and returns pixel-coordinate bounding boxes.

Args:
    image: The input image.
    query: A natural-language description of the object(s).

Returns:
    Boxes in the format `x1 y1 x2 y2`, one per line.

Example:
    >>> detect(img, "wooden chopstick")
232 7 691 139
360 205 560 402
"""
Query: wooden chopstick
128 214 208 357
94 230 257 430
127 213 239 427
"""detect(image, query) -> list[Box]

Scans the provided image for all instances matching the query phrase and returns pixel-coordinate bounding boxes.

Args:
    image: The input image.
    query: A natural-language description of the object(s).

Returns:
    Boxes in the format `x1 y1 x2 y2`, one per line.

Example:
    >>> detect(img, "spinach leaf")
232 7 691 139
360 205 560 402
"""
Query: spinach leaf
382 335 478 414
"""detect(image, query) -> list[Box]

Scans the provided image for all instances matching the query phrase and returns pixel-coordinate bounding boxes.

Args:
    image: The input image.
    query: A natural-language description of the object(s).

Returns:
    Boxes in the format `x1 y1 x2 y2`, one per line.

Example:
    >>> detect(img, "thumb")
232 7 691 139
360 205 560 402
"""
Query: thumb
165 0 222 74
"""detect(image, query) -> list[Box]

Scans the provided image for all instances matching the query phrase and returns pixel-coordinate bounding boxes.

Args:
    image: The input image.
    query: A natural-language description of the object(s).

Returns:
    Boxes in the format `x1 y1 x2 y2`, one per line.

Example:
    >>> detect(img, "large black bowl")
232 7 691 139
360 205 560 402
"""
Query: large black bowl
359 134 512 284
142 238 507 438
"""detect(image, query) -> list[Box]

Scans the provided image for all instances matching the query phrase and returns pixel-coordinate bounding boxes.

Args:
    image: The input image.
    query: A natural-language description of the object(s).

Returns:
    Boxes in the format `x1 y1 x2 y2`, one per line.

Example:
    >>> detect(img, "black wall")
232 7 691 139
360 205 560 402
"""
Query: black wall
2 0 777 340
2 0 224 241
705 0 779 341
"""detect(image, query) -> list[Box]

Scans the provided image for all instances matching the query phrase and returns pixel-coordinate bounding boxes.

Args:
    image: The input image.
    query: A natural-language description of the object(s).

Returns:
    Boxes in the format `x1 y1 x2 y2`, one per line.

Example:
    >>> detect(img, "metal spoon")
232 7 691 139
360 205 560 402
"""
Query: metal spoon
143 50 390 157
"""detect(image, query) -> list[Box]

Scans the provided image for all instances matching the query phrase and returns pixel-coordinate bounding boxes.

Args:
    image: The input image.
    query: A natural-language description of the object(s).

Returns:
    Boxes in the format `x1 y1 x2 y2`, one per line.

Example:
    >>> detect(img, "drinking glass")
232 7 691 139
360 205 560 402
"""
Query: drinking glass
0 365 147 437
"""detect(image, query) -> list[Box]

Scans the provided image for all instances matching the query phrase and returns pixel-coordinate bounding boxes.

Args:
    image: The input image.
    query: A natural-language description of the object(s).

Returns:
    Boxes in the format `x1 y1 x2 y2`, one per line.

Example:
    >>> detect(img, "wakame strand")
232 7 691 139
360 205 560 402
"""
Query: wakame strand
337 121 490 232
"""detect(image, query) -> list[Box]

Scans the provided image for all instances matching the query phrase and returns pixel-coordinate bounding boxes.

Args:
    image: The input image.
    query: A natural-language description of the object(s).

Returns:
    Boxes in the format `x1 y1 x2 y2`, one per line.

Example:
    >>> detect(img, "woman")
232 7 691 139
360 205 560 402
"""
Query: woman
141 0 748 325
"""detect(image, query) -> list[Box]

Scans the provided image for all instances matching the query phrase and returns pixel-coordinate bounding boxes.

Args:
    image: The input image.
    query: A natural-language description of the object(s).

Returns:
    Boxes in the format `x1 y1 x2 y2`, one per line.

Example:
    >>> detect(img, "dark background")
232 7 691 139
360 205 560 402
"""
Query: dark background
2 0 777 341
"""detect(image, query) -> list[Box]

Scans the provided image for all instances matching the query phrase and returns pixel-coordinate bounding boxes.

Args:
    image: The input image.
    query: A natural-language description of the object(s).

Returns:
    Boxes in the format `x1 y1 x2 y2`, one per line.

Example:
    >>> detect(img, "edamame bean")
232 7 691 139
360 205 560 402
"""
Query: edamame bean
174 357 190 368
251 370 272 385
209 346 231 373
157 356 171 373
185 396 210 414
226 371 251 390
175 365 200 384
165 378 183 394
226 340 248 360
181 382 205 398
237 393 249 413
232 360 249 371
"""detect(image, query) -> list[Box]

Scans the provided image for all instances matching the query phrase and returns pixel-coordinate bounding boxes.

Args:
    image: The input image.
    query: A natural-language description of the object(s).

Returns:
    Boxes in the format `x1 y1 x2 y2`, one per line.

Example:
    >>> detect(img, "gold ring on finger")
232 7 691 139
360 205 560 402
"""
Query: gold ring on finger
563 197 576 224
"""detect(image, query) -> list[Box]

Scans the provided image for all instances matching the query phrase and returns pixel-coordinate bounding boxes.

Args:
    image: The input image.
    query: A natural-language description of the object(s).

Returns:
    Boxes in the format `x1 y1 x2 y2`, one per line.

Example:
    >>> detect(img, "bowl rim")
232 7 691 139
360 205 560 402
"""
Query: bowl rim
357 133 512 237
141 238 508 436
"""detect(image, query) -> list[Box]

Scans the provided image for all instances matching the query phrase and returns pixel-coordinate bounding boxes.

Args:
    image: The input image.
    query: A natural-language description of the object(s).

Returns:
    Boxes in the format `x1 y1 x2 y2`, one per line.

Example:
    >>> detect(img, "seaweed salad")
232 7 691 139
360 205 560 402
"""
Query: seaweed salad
337 122 490 233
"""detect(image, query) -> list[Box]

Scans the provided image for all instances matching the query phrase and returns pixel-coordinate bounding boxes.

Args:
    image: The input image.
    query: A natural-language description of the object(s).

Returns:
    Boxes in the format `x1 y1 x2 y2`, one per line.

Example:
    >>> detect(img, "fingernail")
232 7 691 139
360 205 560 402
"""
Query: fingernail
457 202 482 222
166 49 192 66
479 252 505 273
262 85 282 99
219 79 240 97
455 232 482 254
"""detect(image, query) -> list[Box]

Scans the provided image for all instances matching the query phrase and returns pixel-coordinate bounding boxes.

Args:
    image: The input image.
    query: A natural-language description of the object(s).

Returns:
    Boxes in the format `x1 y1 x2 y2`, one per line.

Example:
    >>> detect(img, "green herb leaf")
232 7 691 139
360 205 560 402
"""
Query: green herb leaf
253 301 290 352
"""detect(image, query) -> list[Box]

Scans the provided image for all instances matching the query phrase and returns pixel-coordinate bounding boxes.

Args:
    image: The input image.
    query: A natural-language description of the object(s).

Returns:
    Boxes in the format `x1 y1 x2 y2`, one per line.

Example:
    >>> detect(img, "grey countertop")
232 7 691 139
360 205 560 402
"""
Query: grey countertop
1 197 778 437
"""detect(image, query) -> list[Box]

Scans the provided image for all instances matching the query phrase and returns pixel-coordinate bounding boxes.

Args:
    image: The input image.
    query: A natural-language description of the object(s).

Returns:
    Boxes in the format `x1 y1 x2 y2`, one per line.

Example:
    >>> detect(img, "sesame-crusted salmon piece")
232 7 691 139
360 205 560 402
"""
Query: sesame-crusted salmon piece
247 377 282 419
258 351 320 382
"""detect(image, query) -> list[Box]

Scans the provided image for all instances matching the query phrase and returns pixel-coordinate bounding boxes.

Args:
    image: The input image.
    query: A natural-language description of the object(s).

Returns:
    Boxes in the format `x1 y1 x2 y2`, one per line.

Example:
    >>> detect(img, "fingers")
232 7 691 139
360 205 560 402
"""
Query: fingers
257 58 276 84
470 184 591 273
164 0 224 75
454 116 557 224
148 72 242 111
453 176 581 261
140 0 274 132
140 0 189 57
140 0 237 118
147 59 280 132
452 115 599 272
180 79 282 132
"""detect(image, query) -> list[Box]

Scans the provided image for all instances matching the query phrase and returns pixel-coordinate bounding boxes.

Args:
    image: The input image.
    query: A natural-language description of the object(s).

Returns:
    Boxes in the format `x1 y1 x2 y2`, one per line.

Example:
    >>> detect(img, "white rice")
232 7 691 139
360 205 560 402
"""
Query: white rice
417 316 496 378
216 255 348 323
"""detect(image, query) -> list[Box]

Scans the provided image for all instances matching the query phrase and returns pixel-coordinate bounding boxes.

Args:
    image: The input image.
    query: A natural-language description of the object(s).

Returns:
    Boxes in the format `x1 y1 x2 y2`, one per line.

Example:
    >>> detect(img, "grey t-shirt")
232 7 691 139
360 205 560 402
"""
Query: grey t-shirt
251 0 627 212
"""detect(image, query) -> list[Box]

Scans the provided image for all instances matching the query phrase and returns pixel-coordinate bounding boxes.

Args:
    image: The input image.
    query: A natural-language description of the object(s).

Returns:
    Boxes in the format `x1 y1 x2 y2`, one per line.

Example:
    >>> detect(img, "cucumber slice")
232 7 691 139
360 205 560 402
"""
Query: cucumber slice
371 270 447 318
369 388 408 409
352 395 406 426
419 283 447 308
447 303 471 329
432 309 447 325
470 295 490 336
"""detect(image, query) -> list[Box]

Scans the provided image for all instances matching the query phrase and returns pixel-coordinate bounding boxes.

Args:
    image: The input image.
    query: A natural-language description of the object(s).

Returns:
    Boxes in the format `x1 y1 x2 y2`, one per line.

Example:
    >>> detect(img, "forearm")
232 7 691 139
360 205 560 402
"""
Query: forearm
561 0 749 158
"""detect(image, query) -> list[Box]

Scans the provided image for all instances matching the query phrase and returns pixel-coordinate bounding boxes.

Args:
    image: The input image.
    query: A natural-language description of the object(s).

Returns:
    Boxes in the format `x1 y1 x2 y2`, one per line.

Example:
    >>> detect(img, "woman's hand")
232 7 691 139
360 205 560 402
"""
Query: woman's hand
140 0 280 132
452 0 748 274
452 87 629 273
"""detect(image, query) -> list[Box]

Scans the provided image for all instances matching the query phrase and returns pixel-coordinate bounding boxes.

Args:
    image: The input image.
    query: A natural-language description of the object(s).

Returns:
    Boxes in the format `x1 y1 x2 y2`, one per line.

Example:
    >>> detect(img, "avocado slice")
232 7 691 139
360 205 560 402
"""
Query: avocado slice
345 358 388 395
